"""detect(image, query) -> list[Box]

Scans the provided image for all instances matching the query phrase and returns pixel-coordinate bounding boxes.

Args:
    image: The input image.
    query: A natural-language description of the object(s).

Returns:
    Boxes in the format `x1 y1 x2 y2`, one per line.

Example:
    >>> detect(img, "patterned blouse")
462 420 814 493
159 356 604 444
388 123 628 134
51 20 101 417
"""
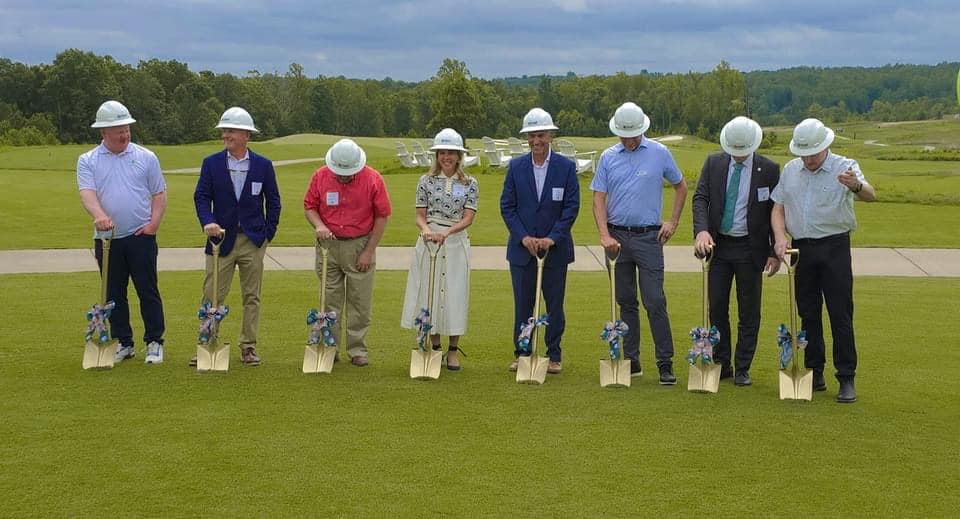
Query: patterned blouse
415 174 479 226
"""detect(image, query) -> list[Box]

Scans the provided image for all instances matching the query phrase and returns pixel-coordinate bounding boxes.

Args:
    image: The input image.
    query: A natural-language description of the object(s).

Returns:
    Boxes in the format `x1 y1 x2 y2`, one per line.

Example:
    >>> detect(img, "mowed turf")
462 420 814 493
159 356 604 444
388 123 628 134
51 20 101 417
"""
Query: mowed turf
1 270 957 516
1 119 960 250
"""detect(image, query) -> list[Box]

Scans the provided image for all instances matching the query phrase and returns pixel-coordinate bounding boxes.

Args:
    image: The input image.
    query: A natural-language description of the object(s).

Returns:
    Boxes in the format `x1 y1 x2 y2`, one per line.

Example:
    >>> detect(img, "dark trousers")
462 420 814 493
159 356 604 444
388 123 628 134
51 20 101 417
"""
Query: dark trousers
709 236 763 373
794 233 856 381
510 262 567 362
95 234 165 347
610 229 674 369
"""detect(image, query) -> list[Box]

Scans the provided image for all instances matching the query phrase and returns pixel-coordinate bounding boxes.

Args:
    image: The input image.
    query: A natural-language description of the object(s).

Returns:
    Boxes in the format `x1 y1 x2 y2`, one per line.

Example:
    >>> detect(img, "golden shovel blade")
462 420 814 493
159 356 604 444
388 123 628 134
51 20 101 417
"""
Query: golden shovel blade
516 355 549 385
688 362 721 393
196 341 230 373
82 340 116 370
302 344 338 374
779 367 813 401
409 349 442 380
599 359 632 388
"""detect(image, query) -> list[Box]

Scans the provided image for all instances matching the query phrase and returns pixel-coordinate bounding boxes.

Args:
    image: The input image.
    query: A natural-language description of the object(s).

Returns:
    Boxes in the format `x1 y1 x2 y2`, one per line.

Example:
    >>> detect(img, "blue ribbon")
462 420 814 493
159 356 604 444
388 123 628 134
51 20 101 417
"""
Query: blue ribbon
85 301 115 344
516 314 549 354
600 320 629 360
777 324 808 369
197 301 229 344
307 308 338 346
687 325 720 365
413 307 432 351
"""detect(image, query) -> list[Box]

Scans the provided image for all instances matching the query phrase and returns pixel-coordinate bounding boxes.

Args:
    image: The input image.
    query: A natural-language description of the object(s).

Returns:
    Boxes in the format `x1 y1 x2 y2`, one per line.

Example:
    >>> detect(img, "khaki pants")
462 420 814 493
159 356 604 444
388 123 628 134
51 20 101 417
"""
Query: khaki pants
316 237 375 359
203 233 267 348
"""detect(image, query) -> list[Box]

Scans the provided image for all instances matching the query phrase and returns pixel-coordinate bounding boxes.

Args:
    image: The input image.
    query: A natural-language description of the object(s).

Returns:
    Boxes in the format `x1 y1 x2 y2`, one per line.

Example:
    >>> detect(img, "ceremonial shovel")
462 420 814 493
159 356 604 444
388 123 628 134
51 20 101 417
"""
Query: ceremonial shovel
410 239 443 380
687 251 721 393
82 230 117 370
197 235 230 373
303 243 339 374
599 247 630 388
516 249 550 385
779 249 813 400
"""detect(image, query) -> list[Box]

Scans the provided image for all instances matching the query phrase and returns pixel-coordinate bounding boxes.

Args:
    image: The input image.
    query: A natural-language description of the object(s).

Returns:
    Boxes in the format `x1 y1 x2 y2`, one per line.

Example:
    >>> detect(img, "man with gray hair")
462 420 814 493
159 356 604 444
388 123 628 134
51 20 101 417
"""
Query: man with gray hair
77 100 167 364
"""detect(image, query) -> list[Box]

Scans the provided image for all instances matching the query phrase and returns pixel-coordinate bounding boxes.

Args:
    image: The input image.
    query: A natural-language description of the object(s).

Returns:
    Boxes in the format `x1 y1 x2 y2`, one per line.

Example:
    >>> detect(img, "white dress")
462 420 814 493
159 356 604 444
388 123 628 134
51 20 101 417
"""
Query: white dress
400 174 479 336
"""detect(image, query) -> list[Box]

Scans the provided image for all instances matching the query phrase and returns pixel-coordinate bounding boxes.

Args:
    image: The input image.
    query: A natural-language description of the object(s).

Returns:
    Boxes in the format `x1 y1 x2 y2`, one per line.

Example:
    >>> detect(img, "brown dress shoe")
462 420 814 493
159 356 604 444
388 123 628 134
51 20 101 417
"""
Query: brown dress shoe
189 355 198 367
508 359 519 372
547 361 562 374
241 347 261 366
350 355 369 367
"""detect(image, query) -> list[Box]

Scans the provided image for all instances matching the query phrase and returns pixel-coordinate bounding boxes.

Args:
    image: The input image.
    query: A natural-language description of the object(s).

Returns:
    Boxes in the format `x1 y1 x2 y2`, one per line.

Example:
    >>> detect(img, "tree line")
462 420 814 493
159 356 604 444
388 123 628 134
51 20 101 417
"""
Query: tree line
1 49 956 146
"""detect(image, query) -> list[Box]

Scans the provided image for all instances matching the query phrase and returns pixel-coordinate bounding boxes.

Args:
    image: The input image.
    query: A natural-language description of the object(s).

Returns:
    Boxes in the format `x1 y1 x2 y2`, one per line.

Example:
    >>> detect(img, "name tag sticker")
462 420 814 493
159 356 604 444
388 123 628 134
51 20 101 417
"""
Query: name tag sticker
326 192 340 206
452 184 466 197
552 187 564 201
757 187 770 202
251 182 262 196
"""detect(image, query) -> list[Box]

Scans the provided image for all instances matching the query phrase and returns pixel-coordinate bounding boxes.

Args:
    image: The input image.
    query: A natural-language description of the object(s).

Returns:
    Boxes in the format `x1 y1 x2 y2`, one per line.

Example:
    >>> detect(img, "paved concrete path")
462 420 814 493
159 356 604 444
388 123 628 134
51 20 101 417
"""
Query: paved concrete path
1 246 957 277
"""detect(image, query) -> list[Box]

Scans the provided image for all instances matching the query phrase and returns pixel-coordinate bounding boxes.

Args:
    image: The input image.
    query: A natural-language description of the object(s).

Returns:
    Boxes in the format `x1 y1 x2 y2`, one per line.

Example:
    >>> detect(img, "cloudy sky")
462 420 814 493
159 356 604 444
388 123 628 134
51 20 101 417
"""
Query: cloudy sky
2 0 958 81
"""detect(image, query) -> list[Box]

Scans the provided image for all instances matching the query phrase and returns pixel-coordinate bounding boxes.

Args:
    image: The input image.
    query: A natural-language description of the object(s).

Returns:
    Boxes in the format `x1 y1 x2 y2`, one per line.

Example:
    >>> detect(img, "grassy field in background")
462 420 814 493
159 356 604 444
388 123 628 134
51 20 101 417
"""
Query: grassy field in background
1 118 959 250
1 270 958 516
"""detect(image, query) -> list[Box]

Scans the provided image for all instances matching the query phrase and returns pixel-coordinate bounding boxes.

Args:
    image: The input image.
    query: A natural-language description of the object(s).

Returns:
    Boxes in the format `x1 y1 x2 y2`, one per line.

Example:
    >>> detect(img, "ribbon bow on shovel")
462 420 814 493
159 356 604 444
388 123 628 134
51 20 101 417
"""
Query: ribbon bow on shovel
414 307 433 351
306 309 338 346
601 320 629 360
197 302 229 344
687 325 720 365
85 301 116 344
777 324 808 370
517 314 549 355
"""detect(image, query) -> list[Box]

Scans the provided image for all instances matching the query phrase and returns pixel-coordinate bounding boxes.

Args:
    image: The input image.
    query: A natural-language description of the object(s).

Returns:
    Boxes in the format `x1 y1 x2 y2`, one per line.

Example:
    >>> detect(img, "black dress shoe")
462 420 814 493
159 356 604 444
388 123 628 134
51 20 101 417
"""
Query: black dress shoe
719 365 733 380
812 370 827 392
837 379 857 403
630 361 643 378
658 366 677 386
734 371 752 386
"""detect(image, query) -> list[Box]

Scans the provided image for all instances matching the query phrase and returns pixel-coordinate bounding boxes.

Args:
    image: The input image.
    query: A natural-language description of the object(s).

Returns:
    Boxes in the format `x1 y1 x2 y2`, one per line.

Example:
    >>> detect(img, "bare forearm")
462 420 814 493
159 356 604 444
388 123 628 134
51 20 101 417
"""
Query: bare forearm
363 216 389 253
592 191 610 238
150 192 167 226
79 190 107 220
668 181 687 225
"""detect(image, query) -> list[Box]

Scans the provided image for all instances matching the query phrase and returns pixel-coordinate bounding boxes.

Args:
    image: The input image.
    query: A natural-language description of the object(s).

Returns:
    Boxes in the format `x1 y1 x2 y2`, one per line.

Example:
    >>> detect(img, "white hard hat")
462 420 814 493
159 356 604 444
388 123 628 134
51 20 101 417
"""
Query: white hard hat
720 116 763 157
91 100 136 128
216 106 259 133
789 118 834 156
608 102 650 138
325 138 367 176
430 128 467 152
519 107 559 134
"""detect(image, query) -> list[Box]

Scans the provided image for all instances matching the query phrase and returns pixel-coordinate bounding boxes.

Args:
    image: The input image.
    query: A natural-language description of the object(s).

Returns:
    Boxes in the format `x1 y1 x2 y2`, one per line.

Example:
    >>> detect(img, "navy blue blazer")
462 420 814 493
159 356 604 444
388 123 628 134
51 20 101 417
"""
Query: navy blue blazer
499 151 580 267
194 149 282 256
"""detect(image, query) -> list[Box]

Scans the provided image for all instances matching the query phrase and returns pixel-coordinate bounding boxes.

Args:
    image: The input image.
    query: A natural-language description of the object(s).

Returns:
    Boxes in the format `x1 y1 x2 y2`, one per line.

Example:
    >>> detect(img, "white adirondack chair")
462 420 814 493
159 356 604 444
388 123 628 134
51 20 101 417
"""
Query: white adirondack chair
481 136 512 167
395 142 420 168
554 139 597 175
506 137 529 158
410 141 433 168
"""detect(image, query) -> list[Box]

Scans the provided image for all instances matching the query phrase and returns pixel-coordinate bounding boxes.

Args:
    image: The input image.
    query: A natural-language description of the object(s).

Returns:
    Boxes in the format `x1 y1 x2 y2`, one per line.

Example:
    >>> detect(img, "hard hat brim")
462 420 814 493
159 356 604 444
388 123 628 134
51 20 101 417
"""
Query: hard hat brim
429 144 467 152
609 114 649 138
91 117 136 129
720 121 763 157
519 124 559 134
789 128 835 156
216 122 260 133
325 146 367 176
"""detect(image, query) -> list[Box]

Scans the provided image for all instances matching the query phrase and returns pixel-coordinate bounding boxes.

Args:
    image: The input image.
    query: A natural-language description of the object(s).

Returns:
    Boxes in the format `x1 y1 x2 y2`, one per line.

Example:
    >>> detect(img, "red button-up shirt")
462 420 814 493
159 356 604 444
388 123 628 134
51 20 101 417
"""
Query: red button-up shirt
303 165 392 238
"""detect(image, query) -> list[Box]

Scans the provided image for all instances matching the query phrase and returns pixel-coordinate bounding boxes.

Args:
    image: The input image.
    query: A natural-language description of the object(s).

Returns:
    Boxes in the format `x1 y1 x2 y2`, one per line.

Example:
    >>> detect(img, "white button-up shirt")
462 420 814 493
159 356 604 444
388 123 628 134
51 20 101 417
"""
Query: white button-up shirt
770 152 865 239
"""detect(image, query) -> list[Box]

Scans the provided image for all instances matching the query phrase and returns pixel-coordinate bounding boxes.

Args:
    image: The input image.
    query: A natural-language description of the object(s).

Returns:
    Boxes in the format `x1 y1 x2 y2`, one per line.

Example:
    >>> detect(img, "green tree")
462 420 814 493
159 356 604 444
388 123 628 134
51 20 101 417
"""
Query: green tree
428 58 483 136
42 49 122 143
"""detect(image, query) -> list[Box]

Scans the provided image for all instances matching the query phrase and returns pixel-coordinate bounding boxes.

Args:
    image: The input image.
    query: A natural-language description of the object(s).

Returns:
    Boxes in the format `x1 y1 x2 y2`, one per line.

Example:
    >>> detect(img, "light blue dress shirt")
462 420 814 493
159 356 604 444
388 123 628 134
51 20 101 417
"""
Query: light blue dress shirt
590 138 684 226
227 150 250 201
770 152 865 239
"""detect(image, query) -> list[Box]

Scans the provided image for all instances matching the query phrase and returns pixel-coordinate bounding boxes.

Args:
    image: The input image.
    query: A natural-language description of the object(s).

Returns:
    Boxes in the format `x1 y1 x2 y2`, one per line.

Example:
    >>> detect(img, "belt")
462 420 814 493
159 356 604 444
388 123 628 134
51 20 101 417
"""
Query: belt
719 234 750 242
608 223 661 234
793 232 849 245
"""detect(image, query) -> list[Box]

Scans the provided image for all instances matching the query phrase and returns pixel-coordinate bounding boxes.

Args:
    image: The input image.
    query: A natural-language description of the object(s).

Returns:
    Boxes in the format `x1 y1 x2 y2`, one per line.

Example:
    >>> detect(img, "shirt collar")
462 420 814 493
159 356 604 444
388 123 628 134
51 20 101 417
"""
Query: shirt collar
227 149 250 162
98 142 132 156
616 137 648 153
532 148 552 167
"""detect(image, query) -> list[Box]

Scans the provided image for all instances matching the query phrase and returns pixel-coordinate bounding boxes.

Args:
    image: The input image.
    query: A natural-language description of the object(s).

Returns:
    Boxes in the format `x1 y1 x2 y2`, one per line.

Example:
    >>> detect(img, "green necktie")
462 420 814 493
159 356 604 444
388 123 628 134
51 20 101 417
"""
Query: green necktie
720 162 744 234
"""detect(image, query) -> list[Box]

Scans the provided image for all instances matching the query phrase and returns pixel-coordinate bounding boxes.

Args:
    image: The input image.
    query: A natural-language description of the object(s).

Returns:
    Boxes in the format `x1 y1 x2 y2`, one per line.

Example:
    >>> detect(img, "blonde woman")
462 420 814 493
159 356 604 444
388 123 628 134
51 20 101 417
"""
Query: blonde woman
400 128 478 370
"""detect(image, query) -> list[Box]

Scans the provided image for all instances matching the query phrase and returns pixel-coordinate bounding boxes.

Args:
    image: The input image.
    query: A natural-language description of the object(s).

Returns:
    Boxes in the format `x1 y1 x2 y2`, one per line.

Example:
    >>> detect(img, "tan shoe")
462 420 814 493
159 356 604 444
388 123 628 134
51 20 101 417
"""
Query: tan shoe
241 347 261 366
508 359 519 372
446 347 461 371
547 361 562 374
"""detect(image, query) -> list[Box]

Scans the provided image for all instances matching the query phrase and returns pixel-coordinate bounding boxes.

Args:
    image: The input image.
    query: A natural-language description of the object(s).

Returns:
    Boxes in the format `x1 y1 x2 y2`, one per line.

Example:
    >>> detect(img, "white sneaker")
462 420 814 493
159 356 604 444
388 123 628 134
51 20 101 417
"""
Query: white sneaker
145 341 164 364
115 344 135 362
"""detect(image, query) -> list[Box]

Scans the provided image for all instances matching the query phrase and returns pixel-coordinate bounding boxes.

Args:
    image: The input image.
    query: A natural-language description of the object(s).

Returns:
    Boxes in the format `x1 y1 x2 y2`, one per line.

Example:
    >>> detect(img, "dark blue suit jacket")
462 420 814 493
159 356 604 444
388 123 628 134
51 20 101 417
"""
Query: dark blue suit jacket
500 151 580 267
194 149 282 256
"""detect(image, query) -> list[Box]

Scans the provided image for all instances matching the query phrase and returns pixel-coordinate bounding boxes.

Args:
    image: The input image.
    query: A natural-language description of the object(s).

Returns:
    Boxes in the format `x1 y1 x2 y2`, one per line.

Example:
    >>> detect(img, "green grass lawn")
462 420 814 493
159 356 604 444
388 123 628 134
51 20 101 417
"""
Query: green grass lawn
1 271 957 516
1 122 959 250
